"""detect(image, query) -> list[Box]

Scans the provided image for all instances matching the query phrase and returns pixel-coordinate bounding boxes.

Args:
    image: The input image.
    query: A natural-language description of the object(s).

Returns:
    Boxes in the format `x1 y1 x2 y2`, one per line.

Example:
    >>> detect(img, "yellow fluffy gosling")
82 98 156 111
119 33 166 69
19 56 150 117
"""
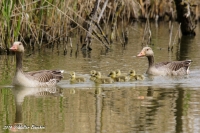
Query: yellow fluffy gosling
128 70 144 81
90 70 97 81
116 69 127 77
108 71 128 82
69 71 85 83
94 72 114 84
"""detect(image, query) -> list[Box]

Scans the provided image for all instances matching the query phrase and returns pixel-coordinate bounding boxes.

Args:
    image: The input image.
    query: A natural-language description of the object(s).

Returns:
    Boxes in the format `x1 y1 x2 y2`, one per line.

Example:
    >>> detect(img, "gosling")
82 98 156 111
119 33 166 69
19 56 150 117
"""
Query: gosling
69 71 85 83
128 70 144 81
108 71 128 82
94 72 114 84
90 70 97 81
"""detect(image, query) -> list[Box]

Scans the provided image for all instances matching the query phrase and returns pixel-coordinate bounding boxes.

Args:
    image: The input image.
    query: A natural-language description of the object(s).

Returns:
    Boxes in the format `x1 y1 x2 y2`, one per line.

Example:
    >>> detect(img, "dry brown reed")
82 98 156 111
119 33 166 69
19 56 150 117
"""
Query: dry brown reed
0 0 199 53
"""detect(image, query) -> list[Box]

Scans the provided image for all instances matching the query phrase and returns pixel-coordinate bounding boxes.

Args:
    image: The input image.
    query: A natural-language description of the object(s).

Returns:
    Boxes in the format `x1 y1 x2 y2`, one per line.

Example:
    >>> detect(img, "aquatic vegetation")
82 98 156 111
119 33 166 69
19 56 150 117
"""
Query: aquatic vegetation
0 0 199 53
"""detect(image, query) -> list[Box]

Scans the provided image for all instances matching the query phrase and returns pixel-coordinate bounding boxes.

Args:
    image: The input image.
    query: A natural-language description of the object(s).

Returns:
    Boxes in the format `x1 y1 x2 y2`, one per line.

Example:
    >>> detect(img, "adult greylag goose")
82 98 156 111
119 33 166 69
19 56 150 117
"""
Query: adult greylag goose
10 41 63 87
69 71 85 83
137 47 192 76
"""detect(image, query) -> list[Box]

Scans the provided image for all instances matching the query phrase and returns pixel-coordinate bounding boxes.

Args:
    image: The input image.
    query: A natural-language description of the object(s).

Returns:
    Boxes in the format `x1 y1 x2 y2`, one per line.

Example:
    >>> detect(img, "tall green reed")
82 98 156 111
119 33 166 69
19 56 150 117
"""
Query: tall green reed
1 0 15 52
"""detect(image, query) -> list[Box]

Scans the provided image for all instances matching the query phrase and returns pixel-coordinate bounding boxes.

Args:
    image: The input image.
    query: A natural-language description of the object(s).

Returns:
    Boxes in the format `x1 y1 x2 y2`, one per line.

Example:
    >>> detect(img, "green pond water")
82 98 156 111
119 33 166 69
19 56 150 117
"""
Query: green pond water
1 22 200 133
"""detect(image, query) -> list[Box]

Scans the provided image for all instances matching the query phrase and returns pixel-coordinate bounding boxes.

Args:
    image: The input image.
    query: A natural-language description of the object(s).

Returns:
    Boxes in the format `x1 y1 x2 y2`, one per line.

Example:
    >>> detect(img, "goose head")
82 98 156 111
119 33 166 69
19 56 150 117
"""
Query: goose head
10 41 24 53
137 47 154 57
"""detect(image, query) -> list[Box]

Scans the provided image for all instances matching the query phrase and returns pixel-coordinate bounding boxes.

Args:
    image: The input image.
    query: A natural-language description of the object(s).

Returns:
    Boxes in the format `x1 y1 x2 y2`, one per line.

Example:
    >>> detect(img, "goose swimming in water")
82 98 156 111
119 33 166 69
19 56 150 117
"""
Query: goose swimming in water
137 47 192 76
10 41 63 87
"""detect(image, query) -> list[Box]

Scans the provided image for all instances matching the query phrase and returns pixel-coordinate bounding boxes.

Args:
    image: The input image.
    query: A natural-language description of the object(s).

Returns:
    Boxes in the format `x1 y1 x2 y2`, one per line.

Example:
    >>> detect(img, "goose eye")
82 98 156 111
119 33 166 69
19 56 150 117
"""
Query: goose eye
146 49 149 51
19 43 22 45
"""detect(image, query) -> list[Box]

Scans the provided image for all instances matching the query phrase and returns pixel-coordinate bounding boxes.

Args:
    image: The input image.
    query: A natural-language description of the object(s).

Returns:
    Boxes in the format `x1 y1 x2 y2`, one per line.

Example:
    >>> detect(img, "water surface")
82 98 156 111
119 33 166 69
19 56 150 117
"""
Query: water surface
1 22 200 133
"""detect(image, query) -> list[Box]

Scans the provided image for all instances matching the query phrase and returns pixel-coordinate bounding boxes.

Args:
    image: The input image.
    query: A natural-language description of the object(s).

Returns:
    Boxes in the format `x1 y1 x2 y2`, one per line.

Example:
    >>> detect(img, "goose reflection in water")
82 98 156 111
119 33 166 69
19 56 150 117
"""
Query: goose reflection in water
9 86 63 132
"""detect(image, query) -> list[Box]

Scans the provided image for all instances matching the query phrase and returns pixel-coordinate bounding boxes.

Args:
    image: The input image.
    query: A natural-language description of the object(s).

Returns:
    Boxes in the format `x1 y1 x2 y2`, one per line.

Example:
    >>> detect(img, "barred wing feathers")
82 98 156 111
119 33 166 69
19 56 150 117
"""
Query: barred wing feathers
155 60 192 74
26 70 63 82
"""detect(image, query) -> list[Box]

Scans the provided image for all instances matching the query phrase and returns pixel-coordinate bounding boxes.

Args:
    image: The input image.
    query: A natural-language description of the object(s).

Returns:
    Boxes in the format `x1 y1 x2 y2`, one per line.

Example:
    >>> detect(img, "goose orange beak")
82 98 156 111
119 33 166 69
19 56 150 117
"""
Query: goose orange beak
10 44 17 51
137 51 145 57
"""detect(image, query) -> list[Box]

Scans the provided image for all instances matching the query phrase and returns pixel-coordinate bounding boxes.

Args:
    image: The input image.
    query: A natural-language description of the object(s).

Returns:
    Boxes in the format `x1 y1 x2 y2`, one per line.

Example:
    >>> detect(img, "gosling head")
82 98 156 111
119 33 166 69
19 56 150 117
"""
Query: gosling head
69 71 76 79
129 70 136 76
90 70 96 76
115 69 121 76
108 71 116 78
95 72 101 79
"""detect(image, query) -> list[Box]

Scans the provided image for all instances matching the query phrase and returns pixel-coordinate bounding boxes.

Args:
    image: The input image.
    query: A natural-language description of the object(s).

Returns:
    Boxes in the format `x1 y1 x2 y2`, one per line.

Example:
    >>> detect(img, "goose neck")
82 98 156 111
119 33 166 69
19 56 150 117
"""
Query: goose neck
147 56 154 67
16 52 23 71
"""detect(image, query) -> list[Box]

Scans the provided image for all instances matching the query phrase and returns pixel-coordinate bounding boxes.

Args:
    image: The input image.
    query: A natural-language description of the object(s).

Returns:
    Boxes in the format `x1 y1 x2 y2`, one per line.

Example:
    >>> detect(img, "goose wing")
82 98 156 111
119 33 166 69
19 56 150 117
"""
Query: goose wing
155 60 192 71
26 70 63 82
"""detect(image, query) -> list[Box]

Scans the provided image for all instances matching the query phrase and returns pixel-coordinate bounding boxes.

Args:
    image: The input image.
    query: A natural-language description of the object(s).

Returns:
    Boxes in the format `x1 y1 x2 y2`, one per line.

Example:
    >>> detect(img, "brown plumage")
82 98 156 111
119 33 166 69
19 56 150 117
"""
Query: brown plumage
137 47 192 76
10 41 63 87
27 70 63 82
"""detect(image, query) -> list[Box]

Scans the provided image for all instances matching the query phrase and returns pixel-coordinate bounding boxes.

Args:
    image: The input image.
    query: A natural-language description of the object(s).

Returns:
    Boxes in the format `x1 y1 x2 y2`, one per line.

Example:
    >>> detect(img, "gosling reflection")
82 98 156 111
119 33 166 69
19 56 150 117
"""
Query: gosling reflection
10 86 62 131
95 87 103 133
